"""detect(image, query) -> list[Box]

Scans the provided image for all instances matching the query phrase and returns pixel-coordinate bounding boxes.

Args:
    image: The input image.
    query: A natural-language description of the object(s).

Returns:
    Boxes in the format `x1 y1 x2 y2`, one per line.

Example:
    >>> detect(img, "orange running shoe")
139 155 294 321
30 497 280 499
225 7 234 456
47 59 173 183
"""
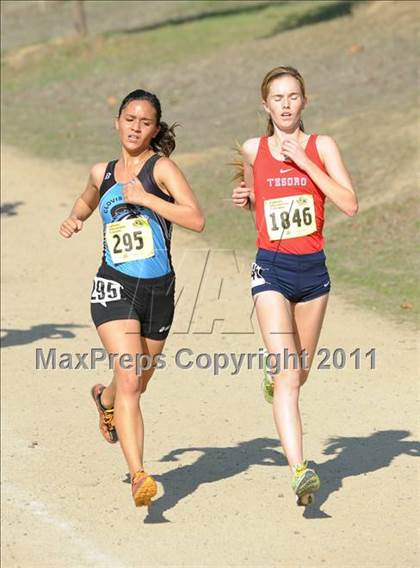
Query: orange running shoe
91 384 118 444
131 470 158 507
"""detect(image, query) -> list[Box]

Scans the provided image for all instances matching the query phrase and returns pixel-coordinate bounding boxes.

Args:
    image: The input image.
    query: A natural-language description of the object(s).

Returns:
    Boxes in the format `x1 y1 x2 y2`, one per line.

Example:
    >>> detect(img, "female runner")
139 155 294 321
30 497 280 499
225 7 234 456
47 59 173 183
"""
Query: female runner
232 66 358 505
59 89 205 507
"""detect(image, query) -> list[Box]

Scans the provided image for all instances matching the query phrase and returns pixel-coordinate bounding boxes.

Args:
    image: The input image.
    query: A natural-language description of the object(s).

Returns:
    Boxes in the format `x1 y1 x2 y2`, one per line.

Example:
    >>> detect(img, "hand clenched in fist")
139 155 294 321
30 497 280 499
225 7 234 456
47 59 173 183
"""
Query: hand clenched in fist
59 216 83 238
232 181 251 208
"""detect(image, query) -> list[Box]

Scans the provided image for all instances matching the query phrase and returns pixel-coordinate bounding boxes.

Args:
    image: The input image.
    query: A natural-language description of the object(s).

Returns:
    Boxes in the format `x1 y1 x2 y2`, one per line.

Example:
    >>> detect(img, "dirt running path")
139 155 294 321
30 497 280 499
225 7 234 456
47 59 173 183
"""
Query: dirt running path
1 146 418 568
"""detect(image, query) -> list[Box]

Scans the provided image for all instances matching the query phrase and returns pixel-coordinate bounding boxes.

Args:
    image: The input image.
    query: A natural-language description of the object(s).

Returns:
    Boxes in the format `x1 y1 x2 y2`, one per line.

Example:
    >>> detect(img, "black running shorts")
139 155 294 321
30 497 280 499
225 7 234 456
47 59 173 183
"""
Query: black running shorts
90 263 175 340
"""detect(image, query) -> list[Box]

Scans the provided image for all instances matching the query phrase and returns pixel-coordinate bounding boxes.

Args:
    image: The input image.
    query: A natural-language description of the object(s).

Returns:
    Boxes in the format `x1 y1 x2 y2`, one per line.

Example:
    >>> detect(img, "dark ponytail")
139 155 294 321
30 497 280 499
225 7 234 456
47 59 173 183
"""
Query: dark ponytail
118 89 179 156
151 120 179 157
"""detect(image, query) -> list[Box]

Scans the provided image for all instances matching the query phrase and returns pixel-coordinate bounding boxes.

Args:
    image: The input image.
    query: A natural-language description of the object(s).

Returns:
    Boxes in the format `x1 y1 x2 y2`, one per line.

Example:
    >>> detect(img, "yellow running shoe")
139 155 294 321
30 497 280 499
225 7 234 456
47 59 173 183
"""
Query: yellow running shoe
291 460 320 506
261 349 274 404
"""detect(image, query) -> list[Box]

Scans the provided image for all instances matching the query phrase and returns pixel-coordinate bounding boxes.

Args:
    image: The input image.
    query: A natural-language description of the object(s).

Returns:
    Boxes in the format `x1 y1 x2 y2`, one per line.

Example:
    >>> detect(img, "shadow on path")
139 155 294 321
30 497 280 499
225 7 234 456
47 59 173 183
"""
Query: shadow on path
1 201 24 216
302 430 419 519
123 430 419 522
143 437 283 523
1 323 88 348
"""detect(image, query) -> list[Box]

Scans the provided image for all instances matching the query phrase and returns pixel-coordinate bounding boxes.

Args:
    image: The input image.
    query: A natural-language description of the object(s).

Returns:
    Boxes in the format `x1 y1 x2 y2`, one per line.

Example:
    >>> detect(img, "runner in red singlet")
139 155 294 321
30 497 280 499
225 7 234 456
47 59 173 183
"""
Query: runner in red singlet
232 66 358 505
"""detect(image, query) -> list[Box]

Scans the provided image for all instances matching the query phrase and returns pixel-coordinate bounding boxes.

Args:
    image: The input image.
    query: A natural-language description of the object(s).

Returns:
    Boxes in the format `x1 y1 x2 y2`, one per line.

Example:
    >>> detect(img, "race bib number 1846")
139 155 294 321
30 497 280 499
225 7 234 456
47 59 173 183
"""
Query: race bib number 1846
264 194 316 241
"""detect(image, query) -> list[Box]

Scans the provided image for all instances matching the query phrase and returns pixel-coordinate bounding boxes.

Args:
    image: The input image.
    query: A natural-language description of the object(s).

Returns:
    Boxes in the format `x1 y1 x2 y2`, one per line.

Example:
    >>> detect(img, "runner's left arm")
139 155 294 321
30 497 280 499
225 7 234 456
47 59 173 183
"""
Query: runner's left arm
123 158 205 232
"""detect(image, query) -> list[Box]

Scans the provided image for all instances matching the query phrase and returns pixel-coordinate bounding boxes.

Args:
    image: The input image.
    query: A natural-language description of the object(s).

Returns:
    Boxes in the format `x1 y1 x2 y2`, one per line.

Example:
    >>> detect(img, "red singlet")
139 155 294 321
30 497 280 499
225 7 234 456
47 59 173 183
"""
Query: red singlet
253 134 327 254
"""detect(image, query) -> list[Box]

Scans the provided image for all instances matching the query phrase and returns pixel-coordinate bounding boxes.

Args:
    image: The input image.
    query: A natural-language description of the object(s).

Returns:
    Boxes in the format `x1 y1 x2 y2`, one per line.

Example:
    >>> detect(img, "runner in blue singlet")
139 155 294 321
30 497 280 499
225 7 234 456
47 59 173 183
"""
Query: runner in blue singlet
59 89 205 507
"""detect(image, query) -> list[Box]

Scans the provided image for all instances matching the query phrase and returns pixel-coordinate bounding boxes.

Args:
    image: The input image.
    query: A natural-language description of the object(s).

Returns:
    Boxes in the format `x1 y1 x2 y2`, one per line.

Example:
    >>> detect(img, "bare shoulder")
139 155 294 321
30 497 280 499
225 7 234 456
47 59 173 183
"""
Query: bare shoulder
154 156 184 188
152 155 183 196
154 155 180 174
316 135 341 160
241 137 261 165
90 162 108 189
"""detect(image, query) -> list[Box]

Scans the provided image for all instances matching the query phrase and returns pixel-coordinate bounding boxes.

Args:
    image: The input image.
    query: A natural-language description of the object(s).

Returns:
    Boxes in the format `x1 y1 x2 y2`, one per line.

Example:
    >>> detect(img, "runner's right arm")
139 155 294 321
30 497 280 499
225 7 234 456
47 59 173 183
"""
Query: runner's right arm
231 138 258 211
59 163 106 238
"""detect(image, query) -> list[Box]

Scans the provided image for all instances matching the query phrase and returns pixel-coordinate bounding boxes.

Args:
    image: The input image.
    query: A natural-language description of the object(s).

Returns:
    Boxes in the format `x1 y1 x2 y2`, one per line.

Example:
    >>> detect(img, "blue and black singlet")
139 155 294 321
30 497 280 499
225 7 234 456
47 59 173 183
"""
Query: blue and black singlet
98 154 174 279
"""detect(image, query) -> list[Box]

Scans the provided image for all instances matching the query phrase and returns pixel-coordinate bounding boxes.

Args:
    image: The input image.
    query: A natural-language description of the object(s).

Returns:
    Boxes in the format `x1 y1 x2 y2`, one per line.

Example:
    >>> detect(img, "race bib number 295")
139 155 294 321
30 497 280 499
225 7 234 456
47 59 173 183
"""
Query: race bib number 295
105 217 154 264
91 277 122 307
264 194 316 241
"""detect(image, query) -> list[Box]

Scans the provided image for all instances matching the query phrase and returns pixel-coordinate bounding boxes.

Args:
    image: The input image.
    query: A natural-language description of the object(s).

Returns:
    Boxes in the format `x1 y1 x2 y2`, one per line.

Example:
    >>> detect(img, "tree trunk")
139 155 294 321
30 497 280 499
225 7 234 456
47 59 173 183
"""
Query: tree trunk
74 0 88 37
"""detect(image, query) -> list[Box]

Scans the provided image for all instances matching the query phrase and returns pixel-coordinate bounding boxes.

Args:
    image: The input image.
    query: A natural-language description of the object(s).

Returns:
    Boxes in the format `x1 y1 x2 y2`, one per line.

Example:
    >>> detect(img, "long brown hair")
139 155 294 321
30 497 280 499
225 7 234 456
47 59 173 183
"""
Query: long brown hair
261 66 306 135
231 66 307 182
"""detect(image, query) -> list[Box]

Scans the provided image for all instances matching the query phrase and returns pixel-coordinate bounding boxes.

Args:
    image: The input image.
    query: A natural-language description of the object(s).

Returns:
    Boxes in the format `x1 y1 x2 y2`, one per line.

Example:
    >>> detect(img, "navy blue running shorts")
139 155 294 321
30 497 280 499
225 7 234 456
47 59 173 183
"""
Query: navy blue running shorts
90 263 175 340
251 248 331 303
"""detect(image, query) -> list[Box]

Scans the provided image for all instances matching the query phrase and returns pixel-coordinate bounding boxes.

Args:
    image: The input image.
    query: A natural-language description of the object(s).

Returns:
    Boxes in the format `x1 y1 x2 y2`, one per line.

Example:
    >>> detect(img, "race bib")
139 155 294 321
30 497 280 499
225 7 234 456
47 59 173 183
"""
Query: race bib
105 217 154 263
264 194 316 241
91 277 122 307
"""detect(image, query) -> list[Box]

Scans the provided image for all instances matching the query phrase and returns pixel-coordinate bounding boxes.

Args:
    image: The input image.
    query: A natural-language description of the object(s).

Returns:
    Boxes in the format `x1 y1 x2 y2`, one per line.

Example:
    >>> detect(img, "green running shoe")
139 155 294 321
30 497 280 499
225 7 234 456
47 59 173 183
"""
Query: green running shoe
261 349 274 404
291 460 320 506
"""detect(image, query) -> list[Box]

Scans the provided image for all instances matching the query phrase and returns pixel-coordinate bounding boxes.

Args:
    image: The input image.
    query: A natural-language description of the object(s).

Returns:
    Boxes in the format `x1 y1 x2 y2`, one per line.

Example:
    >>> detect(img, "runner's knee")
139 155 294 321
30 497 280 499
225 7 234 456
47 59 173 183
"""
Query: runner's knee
274 369 304 390
115 371 142 396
